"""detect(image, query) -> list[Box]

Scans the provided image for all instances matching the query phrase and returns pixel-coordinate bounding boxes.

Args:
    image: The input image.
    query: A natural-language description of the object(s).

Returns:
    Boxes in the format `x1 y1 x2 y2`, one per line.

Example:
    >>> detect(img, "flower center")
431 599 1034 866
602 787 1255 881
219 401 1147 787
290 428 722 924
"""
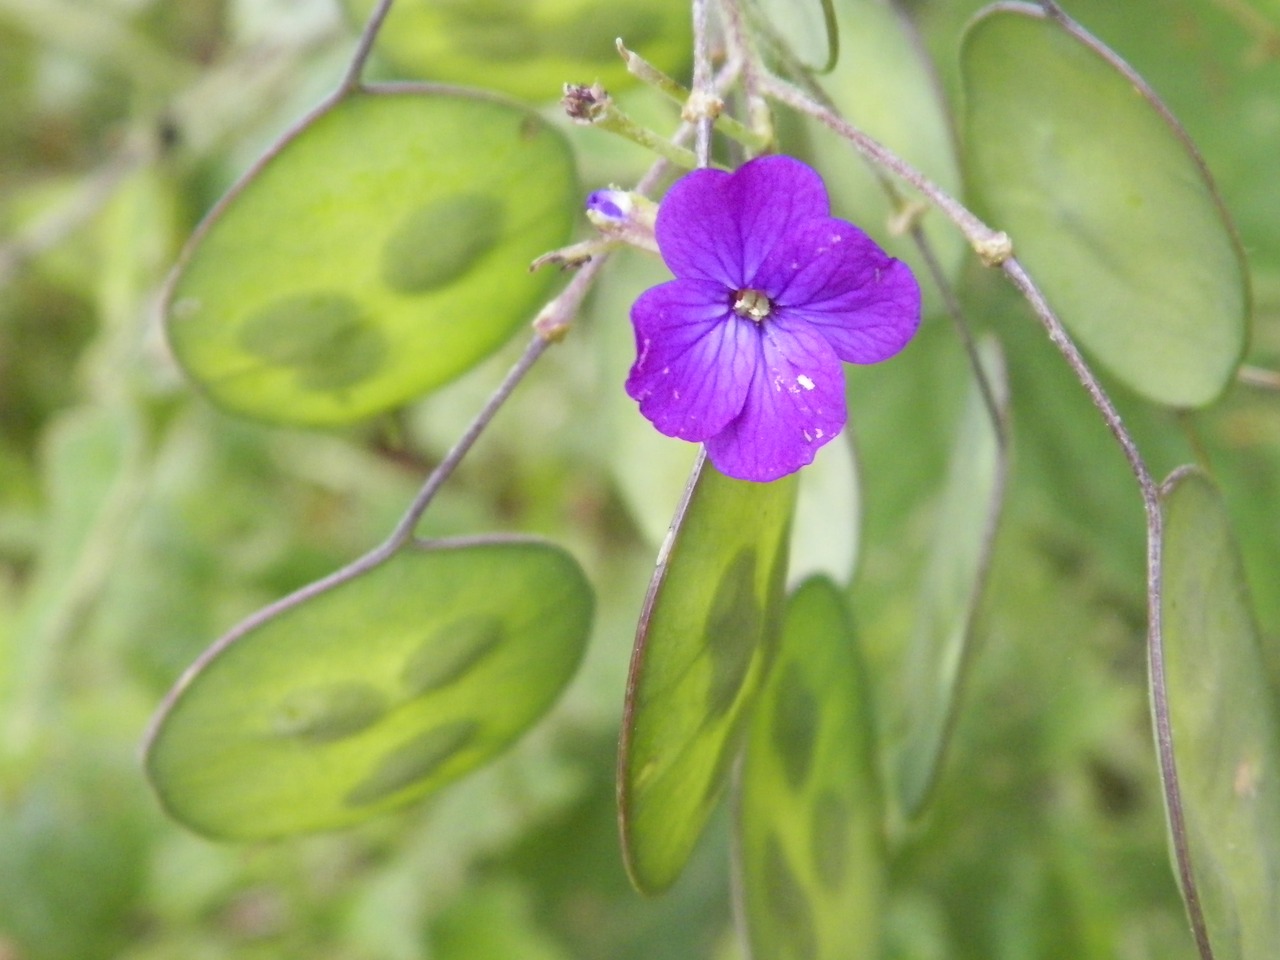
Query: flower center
732 288 772 322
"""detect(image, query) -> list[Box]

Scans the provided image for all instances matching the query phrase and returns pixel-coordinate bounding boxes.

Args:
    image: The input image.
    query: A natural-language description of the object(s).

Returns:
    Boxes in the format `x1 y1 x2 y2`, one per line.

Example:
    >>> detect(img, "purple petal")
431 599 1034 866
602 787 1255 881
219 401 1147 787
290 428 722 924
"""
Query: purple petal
705 321 846 482
655 156 830 287
752 218 921 364
626 278 755 441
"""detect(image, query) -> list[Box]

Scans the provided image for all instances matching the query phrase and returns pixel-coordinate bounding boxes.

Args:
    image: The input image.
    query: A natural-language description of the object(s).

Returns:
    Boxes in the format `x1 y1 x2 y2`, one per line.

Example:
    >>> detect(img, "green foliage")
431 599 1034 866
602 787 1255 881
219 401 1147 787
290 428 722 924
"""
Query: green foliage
146 539 593 838
961 3 1249 407
2 0 1279 958
619 458 797 893
166 89 577 425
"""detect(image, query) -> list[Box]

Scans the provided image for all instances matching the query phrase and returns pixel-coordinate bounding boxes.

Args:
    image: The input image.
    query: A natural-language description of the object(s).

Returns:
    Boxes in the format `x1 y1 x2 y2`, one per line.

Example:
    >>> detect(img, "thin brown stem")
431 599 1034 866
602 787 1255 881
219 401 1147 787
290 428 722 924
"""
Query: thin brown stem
691 0 716 166
338 0 395 91
759 73 1011 263
391 333 551 548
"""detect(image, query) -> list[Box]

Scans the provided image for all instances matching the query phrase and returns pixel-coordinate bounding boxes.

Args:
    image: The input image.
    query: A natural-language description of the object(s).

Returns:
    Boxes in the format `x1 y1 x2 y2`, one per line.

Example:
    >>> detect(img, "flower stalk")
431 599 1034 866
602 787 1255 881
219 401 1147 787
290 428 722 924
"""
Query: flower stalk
562 82 705 170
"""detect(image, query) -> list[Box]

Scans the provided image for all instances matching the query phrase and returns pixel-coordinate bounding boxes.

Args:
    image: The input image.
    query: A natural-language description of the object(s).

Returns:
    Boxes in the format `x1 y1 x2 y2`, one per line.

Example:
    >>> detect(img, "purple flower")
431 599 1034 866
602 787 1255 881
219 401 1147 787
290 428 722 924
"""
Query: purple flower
626 155 921 482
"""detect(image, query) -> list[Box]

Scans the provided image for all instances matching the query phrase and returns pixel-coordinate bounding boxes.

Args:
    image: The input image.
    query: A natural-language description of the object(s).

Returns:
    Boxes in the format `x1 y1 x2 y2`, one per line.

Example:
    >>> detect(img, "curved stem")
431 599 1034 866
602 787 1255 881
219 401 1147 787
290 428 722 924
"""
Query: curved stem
1002 259 1212 960
388 333 550 549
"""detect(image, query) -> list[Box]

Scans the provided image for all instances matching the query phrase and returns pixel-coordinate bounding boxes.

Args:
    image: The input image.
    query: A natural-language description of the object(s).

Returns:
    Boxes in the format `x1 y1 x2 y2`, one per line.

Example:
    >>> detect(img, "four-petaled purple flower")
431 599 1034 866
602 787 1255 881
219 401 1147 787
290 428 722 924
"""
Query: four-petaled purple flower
626 155 921 482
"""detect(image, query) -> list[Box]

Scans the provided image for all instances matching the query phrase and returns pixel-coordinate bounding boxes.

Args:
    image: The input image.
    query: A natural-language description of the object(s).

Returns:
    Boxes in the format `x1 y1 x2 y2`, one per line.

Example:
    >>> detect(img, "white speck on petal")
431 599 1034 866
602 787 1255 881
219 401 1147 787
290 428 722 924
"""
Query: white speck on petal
814 428 824 439
802 430 813 442
672 389 680 399
797 374 814 390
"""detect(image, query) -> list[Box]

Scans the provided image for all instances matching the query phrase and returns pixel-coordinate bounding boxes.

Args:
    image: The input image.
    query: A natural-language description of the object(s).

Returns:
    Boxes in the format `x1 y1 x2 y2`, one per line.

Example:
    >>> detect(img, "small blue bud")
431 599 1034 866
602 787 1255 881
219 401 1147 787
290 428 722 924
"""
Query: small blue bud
586 189 630 223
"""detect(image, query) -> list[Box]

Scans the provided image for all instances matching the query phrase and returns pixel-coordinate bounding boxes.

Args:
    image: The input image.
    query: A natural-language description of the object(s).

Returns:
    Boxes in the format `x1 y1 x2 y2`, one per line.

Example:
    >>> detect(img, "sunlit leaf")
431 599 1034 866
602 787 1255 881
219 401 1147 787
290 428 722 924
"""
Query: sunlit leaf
343 0 691 102
1160 467 1280 958
145 538 592 839
891 338 1008 818
788 432 859 590
736 577 883 960
962 4 1248 407
619 454 797 893
165 87 576 426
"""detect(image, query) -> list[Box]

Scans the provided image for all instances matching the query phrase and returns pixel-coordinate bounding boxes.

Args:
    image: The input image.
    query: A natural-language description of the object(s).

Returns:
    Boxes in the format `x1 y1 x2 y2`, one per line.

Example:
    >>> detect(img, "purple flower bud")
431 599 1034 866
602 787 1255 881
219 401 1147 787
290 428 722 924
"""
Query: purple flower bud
586 189 630 223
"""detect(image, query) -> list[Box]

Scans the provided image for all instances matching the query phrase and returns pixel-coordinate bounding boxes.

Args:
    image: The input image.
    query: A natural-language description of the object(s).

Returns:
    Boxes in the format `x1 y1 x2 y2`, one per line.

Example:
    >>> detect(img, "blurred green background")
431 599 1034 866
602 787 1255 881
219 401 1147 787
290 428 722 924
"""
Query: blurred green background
1 0 1278 958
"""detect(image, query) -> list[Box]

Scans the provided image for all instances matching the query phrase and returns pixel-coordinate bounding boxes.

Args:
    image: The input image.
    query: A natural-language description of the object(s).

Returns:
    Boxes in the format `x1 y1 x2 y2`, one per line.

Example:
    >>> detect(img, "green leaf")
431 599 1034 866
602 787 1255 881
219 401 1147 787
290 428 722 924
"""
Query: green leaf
961 4 1248 407
342 0 691 102
144 538 592 839
619 455 797 893
1004 0 1280 296
165 87 576 426
891 338 1009 818
1160 467 1280 958
735 577 883 960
